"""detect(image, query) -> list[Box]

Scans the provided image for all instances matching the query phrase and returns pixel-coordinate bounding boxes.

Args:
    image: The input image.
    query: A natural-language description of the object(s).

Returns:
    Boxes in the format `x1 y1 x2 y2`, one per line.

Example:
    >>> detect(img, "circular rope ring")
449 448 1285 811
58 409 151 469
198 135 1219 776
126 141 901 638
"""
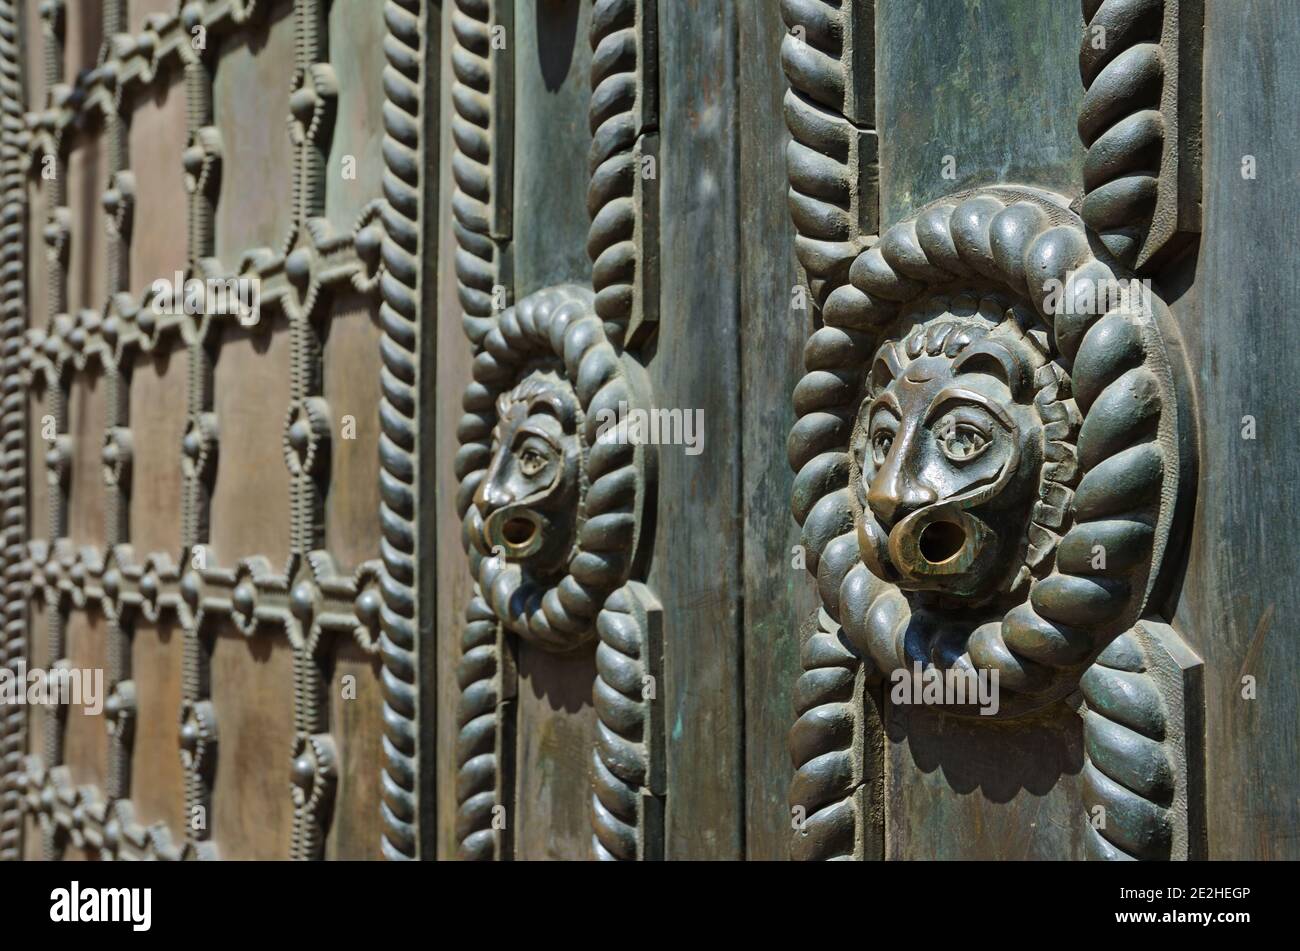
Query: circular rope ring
790 185 1188 717
457 284 651 652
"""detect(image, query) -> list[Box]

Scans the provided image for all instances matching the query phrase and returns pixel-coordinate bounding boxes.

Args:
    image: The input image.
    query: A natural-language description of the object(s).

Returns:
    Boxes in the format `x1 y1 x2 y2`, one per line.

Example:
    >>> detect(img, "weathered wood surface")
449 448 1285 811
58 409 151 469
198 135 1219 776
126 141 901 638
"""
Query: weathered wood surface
737 0 817 860
648 0 744 860
1172 0 1300 859
2 0 1298 864
876 0 1087 228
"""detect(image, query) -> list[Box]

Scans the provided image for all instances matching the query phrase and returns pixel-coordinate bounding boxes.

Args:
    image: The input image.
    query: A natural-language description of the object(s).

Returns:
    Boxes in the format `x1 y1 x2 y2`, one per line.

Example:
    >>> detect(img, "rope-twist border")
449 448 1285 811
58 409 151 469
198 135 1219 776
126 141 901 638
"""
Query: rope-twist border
451 0 505 349
1080 629 1175 859
587 0 655 348
779 0 873 309
0 0 26 860
788 607 863 861
791 187 1183 719
1078 0 1168 267
591 581 661 860
378 0 422 861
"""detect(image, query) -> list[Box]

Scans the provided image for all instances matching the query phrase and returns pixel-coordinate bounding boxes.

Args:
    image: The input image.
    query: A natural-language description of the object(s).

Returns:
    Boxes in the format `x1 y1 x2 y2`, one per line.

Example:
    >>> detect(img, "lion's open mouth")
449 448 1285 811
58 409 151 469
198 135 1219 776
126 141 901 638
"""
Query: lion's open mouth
503 516 538 549
917 520 966 565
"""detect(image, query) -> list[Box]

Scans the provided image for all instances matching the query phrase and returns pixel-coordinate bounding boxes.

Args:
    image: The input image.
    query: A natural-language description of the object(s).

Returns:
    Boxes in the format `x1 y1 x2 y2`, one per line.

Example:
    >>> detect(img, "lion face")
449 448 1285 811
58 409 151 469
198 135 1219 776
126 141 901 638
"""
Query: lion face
473 371 583 581
851 318 1045 602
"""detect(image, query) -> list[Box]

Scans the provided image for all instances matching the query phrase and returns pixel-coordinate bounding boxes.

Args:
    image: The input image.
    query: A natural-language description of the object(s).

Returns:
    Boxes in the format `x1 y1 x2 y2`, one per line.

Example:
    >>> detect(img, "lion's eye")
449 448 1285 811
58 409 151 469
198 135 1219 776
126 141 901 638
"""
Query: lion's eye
936 420 989 462
870 430 893 465
517 447 548 477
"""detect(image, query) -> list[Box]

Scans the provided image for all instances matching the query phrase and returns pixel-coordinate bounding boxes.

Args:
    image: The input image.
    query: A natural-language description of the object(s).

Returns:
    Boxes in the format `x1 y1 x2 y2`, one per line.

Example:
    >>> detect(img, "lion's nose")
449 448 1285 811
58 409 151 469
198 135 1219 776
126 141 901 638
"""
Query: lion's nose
867 455 936 529
476 478 514 516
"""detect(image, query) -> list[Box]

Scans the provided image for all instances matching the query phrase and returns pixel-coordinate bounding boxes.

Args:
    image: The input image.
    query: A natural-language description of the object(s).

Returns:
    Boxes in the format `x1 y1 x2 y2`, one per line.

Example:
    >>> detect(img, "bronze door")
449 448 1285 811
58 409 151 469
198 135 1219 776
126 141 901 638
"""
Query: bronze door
0 0 402 860
1 0 1297 864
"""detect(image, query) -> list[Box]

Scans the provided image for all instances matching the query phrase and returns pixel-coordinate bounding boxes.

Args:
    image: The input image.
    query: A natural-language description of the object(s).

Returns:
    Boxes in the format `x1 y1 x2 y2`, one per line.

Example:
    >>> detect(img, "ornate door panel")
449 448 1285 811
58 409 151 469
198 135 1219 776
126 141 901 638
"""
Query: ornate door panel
775 0 1297 861
0 0 401 861
0 0 1294 865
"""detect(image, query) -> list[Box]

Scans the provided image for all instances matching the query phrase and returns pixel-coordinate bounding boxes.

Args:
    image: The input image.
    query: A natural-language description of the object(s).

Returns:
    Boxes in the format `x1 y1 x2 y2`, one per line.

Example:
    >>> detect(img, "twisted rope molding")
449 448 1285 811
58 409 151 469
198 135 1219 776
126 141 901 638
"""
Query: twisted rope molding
451 0 507 349
0 0 26 861
591 581 661 861
453 1 661 861
585 0 661 860
1080 630 1173 859
455 284 653 858
587 0 656 349
461 286 645 647
789 607 865 861
796 187 1183 711
378 0 423 861
454 588 511 860
1078 0 1202 271
1080 619 1203 860
779 0 875 310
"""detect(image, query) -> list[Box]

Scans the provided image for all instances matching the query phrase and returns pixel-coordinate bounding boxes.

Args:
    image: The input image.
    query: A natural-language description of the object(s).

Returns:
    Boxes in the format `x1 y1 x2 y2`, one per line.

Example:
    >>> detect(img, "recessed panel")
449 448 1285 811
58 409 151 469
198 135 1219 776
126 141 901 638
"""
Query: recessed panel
26 176 48 330
67 368 106 550
25 596 50 768
128 346 187 559
877 0 1087 226
128 619 186 842
66 133 108 315
324 638 383 860
208 623 295 860
512 0 596 296
64 0 104 85
209 319 292 567
62 609 109 792
514 646 598 860
213 3 296 262
325 0 388 231
128 77 190 297
322 295 381 572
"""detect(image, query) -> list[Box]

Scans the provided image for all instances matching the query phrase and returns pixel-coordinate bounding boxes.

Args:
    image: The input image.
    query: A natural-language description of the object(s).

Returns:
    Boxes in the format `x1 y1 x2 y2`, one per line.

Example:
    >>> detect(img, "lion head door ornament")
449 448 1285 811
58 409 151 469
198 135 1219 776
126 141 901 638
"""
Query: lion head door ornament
786 183 1198 860
460 285 654 653
455 285 662 864
797 187 1189 718
851 301 1065 610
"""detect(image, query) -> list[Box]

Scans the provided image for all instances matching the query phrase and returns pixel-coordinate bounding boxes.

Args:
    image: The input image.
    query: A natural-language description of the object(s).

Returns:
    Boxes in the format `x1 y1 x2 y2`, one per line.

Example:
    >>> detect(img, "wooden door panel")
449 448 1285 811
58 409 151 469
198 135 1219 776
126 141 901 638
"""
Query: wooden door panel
325 638 384 860
66 368 106 550
128 77 191 295
208 320 294 568
212 5 297 264
1 0 400 861
127 619 186 841
126 348 188 558
0 0 1289 867
207 624 296 860
320 295 383 573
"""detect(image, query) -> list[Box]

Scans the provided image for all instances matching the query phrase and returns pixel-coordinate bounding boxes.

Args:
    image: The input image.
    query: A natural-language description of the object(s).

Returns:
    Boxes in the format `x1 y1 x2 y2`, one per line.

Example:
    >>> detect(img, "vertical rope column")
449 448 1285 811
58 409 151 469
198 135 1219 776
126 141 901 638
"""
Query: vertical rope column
450 0 508 348
789 607 867 860
101 0 131 808
0 0 26 861
454 588 513 860
377 0 423 861
586 0 656 351
449 0 513 862
178 29 216 859
779 0 876 310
